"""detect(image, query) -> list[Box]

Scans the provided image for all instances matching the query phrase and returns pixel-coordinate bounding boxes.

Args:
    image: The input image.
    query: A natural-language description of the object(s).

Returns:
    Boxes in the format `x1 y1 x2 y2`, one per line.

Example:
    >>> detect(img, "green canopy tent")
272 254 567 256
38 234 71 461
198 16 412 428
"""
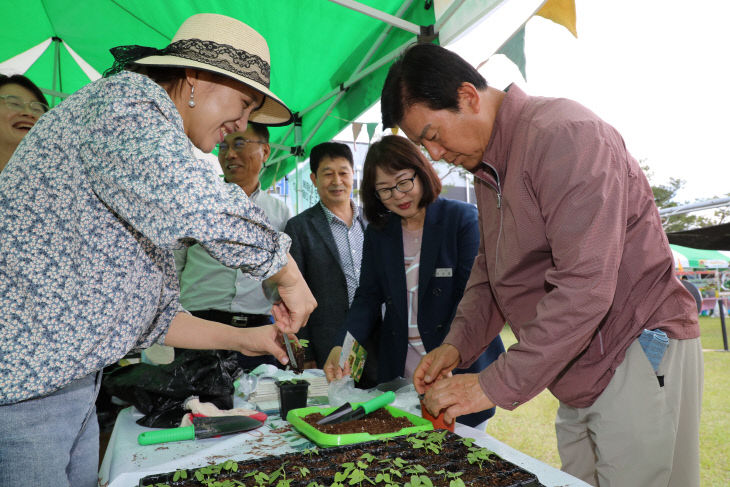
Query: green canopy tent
2 0 567 207
670 244 730 271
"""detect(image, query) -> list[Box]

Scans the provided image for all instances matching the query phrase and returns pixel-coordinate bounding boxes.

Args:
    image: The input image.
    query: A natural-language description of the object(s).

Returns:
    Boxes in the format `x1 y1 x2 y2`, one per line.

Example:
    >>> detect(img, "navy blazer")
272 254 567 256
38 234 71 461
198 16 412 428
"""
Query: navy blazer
341 198 505 426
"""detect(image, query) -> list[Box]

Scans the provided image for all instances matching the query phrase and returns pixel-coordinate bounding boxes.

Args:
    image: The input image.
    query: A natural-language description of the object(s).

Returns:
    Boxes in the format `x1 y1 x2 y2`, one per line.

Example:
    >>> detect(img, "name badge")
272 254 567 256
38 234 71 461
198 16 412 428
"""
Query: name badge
434 267 453 277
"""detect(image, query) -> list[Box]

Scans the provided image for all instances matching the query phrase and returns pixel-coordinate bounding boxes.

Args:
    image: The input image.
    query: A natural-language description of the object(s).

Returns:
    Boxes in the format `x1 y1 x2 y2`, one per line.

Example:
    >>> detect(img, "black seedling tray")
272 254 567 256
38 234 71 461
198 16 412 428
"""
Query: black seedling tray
138 431 544 486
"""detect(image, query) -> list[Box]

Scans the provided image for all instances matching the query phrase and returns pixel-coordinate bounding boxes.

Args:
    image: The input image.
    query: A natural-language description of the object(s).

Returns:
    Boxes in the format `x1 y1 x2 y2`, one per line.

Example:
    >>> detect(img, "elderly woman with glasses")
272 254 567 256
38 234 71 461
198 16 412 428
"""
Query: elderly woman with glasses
323 135 504 429
0 74 49 171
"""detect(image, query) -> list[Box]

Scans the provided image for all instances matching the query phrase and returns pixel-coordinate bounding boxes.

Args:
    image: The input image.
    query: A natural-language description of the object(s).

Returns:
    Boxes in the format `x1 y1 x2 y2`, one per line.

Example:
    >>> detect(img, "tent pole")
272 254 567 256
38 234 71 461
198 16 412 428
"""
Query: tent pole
302 0 414 146
303 92 346 148
51 37 61 107
294 115 303 214
268 1 414 186
348 0 414 78
328 0 420 35
269 142 293 153
40 88 69 100
268 40 411 182
434 0 468 33
659 196 730 218
270 0 411 160
267 125 295 167
266 152 291 168
299 39 412 119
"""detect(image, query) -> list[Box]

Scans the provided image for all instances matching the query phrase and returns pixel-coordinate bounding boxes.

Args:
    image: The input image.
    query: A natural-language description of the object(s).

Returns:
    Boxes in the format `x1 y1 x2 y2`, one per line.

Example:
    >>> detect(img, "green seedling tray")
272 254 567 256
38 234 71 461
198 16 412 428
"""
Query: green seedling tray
286 403 433 447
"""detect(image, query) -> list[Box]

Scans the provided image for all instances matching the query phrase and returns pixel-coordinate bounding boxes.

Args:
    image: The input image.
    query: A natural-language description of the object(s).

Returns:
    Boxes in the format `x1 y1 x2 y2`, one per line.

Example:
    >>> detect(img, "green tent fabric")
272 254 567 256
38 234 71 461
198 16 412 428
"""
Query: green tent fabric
0 0 436 190
3 1 556 191
670 244 730 270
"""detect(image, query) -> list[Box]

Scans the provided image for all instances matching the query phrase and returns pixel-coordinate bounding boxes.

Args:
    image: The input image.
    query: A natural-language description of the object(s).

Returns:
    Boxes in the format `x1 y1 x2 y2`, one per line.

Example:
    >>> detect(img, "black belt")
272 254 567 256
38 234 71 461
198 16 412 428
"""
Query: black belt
191 309 272 328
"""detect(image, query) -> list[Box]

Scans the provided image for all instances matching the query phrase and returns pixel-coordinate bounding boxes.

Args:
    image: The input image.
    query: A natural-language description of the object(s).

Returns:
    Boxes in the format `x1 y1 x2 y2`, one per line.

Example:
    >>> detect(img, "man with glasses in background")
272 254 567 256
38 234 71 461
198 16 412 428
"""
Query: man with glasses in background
173 122 291 370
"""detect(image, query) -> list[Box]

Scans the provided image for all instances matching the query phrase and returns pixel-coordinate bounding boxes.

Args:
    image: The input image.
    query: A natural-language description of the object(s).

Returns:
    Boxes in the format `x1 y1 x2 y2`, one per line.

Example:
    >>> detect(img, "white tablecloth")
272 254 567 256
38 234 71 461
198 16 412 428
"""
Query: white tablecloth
98 405 588 487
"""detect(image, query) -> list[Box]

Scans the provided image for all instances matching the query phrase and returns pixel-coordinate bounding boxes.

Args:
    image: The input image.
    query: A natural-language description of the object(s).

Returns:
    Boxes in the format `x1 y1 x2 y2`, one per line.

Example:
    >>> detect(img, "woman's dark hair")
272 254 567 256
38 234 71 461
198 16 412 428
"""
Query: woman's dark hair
126 65 187 86
0 74 48 108
381 43 487 129
361 135 442 228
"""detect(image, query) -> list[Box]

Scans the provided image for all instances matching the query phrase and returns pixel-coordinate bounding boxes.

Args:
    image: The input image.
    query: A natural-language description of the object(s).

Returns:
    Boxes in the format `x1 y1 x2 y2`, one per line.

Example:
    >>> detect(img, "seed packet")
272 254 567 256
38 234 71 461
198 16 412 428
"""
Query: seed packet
339 332 367 382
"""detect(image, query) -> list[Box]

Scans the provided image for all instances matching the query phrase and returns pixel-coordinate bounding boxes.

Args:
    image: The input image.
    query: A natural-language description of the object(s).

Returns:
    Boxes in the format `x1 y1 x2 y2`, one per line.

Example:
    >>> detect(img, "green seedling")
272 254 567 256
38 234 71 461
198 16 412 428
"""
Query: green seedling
302 446 320 457
404 475 433 487
294 465 310 478
459 437 475 447
466 446 495 470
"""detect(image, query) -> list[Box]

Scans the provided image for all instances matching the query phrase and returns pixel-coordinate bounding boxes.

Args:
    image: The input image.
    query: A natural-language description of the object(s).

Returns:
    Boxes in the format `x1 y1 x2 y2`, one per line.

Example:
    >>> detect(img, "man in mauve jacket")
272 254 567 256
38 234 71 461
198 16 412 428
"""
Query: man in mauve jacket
380 44 702 487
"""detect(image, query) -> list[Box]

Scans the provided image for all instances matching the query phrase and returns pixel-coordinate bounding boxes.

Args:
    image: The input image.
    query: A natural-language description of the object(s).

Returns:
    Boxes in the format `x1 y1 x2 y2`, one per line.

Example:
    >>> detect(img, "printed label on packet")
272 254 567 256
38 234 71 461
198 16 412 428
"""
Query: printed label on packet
339 332 367 382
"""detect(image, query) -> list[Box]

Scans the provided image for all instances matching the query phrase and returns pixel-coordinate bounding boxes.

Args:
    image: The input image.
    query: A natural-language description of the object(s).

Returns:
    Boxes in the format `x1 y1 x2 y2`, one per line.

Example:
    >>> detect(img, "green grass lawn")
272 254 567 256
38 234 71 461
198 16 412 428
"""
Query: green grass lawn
486 317 730 486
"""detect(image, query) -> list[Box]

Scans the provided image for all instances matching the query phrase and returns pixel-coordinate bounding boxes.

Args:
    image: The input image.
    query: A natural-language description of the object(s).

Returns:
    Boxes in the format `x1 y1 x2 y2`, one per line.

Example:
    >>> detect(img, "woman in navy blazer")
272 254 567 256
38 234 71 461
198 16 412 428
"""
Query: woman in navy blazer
324 136 504 427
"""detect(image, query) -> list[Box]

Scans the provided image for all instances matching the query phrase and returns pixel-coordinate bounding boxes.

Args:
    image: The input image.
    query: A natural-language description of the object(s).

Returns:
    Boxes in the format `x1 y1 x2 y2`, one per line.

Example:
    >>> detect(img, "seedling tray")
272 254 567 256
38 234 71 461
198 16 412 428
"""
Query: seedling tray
138 431 545 486
285 403 433 447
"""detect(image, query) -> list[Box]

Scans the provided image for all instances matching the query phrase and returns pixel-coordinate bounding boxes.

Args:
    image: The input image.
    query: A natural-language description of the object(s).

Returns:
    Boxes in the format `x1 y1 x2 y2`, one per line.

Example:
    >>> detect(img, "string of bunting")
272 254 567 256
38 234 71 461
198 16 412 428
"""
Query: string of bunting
326 113 385 152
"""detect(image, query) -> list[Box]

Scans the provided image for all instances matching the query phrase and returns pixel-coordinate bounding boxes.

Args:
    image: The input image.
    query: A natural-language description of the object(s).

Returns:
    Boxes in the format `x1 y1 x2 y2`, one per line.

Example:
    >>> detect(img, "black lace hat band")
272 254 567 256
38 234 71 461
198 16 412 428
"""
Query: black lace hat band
105 38 271 88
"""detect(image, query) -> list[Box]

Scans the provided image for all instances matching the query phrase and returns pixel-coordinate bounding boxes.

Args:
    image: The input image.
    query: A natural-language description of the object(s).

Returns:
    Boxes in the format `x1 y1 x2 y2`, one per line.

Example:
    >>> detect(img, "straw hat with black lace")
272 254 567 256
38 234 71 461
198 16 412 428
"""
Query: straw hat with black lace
106 13 293 126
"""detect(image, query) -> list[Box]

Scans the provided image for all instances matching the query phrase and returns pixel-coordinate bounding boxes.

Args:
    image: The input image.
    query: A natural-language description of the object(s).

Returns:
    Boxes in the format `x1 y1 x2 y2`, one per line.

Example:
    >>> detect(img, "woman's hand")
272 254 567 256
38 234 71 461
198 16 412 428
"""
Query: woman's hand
323 346 351 382
231 325 291 364
266 254 316 334
164 313 293 365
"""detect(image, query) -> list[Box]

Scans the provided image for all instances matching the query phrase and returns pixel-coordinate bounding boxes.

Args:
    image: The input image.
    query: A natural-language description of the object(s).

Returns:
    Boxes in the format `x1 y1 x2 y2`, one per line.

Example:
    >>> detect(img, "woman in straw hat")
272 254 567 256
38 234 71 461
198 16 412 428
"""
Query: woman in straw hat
0 14 315 486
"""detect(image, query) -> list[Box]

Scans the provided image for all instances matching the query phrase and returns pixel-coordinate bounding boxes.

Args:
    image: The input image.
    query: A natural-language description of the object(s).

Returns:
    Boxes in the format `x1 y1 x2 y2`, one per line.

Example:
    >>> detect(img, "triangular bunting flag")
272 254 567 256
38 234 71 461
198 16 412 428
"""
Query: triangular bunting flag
366 123 378 142
497 26 526 80
352 122 363 152
536 0 578 37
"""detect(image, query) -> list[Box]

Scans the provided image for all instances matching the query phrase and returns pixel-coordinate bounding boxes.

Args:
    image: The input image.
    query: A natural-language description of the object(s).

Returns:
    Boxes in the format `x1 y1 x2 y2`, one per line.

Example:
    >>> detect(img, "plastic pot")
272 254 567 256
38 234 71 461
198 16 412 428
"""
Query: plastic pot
420 397 455 432
275 379 309 420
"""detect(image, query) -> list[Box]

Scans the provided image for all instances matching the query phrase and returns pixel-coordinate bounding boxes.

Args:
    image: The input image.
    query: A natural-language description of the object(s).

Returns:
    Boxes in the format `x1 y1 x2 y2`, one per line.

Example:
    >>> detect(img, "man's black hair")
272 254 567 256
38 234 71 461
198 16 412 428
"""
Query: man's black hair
381 43 487 129
247 122 269 143
309 142 354 174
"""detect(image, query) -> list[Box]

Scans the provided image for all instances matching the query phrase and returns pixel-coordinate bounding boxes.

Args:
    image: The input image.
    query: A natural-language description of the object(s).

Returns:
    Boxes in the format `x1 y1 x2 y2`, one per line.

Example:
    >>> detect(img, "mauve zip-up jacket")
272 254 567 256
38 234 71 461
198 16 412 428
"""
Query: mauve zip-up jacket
444 85 699 410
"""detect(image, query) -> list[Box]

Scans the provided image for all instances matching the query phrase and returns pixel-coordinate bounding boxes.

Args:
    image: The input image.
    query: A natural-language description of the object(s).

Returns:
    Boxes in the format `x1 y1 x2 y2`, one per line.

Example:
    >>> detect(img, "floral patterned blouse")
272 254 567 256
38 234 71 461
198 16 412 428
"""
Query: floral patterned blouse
0 72 290 404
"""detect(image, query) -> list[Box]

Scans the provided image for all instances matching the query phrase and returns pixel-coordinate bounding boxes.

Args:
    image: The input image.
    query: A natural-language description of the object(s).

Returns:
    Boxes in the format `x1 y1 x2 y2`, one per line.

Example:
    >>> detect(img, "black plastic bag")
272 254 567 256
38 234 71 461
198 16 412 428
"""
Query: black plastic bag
102 349 242 428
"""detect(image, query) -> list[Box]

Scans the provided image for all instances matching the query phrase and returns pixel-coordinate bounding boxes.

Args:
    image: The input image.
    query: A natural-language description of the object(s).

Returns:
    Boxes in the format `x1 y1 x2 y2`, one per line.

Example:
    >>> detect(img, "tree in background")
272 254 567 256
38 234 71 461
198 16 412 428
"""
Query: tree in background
713 204 730 225
641 163 717 232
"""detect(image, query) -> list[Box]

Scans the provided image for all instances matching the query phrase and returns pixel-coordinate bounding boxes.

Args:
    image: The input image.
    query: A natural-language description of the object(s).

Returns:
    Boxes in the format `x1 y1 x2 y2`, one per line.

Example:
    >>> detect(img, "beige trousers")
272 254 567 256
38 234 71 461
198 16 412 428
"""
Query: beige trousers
555 337 703 487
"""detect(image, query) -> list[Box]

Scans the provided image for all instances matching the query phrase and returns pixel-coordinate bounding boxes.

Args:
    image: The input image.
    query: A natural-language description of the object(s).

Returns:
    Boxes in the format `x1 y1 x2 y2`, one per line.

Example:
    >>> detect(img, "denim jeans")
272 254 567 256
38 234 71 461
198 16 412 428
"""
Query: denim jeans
638 328 669 372
0 372 101 487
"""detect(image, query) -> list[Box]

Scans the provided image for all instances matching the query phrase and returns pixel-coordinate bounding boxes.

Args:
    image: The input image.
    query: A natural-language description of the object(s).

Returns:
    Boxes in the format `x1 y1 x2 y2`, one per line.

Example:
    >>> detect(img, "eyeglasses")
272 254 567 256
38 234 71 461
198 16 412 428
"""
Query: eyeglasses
0 95 49 116
375 175 416 201
218 138 266 152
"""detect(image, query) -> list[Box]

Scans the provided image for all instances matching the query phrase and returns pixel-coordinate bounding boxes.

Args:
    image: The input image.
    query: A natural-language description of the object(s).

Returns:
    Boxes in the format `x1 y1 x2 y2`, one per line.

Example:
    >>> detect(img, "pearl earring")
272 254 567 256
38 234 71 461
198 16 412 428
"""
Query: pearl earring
188 86 196 108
